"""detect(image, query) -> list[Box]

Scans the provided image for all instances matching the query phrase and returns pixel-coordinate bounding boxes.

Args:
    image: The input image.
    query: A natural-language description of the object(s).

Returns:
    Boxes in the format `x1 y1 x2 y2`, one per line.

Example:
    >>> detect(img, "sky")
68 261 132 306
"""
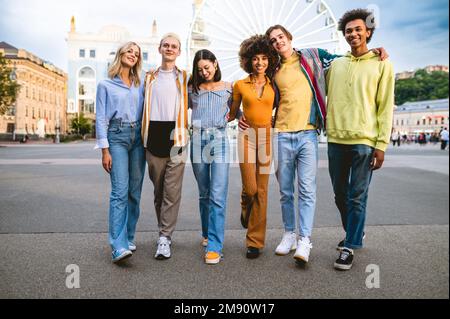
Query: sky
0 0 448 73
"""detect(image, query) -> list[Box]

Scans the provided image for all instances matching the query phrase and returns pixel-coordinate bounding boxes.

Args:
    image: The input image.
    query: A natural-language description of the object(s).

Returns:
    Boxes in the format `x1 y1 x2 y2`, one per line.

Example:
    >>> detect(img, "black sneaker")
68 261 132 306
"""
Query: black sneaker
246 247 260 259
337 232 365 251
334 248 354 270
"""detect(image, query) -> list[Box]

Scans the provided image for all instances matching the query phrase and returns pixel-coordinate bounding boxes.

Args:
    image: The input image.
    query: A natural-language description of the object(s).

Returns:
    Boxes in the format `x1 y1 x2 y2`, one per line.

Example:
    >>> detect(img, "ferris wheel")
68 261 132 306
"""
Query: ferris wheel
187 0 346 81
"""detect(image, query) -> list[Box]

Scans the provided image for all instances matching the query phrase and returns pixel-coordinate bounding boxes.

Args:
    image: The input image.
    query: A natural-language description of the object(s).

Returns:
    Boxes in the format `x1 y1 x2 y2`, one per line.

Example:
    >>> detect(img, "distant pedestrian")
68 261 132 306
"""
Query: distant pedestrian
95 42 146 263
391 130 401 147
440 128 449 150
418 132 427 146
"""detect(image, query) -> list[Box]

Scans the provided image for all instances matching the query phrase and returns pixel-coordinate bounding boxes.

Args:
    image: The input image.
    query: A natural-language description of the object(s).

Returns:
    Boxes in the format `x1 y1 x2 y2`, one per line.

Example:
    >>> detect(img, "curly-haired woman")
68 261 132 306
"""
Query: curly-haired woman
229 35 279 259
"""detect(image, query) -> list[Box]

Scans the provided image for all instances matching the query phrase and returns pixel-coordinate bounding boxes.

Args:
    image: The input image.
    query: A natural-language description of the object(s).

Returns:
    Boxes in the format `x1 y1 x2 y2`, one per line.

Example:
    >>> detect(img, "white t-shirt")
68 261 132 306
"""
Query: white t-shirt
440 130 449 141
150 68 178 121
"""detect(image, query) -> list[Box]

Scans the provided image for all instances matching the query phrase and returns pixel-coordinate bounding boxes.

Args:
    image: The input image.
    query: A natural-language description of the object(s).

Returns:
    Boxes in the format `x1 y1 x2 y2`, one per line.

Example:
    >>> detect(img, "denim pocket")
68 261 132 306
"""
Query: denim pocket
108 126 121 134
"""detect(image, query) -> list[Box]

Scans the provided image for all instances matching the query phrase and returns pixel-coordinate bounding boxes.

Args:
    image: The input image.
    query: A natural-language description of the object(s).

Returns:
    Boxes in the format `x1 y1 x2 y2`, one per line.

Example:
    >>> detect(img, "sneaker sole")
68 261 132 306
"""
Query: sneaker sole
129 247 137 252
334 262 352 270
155 254 171 260
205 257 220 265
275 246 297 256
293 255 309 263
112 251 132 263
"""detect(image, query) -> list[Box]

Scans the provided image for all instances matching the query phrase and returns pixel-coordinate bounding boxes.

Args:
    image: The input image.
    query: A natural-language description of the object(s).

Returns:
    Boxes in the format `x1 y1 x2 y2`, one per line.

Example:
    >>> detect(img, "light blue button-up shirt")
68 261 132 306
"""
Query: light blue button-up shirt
189 88 232 129
95 76 145 149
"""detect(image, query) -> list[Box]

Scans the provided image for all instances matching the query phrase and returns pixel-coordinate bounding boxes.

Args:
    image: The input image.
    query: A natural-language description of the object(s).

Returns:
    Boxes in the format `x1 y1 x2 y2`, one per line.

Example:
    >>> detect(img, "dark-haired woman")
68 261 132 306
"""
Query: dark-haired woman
189 49 232 265
229 35 278 259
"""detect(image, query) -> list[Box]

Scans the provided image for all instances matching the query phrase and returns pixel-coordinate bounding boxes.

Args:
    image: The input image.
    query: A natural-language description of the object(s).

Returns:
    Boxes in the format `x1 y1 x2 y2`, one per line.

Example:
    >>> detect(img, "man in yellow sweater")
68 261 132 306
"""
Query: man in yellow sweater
326 9 395 270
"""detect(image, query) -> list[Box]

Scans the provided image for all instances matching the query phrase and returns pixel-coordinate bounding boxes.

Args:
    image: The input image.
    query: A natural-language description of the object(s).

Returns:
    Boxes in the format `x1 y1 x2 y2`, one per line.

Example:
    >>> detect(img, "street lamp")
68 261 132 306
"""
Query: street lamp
54 74 60 144
9 65 17 141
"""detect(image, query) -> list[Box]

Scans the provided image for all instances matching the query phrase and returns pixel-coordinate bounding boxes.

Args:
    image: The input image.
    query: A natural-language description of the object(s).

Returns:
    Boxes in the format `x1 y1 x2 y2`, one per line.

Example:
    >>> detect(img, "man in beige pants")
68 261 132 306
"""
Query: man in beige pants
141 33 189 260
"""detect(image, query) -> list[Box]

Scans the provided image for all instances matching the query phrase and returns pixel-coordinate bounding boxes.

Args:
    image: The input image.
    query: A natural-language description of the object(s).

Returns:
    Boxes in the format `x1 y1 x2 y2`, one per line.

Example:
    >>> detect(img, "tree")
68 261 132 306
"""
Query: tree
70 113 92 137
0 53 20 115
395 70 449 105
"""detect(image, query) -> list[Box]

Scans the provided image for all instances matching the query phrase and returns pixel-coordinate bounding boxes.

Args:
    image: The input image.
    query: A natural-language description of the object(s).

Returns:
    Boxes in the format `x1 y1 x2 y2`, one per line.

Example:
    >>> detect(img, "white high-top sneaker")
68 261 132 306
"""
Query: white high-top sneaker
275 232 297 256
155 236 171 260
294 237 313 263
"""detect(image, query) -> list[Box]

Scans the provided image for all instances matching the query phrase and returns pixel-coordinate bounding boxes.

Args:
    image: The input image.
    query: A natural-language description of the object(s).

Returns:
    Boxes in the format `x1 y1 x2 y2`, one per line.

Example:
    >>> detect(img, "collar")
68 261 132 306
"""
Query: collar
112 76 133 89
151 65 183 77
243 75 271 84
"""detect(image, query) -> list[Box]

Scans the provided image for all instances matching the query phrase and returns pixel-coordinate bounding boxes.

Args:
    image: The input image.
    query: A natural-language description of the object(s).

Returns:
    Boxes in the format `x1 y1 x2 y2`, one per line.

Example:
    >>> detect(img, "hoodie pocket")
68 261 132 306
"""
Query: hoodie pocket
327 101 367 137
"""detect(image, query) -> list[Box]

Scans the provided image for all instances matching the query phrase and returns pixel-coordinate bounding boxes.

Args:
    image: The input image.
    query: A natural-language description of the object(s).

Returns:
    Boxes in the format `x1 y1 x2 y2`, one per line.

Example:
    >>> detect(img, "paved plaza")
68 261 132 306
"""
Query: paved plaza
0 141 448 299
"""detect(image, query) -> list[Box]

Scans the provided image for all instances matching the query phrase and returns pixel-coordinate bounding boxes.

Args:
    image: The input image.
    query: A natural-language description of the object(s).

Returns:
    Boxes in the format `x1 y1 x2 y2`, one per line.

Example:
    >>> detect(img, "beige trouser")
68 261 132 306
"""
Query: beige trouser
146 150 186 239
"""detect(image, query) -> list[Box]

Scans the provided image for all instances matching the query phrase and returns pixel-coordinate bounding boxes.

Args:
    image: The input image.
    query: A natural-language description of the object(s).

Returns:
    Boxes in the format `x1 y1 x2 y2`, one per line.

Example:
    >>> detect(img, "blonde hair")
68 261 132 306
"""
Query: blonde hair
159 33 182 50
108 42 142 87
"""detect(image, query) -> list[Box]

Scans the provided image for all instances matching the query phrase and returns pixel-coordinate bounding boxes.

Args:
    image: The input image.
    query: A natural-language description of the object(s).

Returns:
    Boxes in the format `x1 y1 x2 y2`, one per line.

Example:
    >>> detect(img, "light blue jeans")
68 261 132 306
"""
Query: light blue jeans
191 128 230 254
107 120 145 253
275 130 318 238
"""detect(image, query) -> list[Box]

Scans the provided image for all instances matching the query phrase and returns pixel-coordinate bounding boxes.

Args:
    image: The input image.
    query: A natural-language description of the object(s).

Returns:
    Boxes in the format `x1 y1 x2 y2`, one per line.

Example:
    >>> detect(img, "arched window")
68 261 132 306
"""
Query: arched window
79 67 95 79
77 66 96 115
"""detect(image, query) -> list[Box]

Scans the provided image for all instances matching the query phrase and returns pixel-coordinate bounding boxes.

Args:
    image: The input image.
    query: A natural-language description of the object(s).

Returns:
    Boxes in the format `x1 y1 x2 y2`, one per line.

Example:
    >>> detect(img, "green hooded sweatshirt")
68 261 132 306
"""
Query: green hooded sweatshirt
326 51 395 152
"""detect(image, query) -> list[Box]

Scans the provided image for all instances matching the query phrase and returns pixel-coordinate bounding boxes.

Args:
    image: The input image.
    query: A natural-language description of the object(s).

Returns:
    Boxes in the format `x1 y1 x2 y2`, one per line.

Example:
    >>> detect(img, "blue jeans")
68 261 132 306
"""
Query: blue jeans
275 130 318 238
107 120 145 252
191 128 230 253
328 143 374 249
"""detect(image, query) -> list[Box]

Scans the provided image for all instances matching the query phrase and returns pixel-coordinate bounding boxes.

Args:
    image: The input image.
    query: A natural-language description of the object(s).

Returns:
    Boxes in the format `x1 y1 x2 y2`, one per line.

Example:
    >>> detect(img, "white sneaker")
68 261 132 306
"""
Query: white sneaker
155 236 171 260
294 237 313 263
128 241 137 252
275 232 297 256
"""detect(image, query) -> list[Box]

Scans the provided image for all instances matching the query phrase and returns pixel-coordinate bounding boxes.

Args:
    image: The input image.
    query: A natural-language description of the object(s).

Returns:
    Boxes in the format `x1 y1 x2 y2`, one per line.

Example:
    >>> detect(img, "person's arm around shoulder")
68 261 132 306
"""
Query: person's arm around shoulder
318 48 342 69
372 60 395 170
228 81 242 122
229 81 249 130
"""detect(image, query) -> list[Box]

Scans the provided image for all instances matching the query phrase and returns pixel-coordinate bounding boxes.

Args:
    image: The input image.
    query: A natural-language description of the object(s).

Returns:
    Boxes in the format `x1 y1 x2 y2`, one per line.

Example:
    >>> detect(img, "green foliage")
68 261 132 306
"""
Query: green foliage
0 53 20 115
70 113 92 136
395 70 449 105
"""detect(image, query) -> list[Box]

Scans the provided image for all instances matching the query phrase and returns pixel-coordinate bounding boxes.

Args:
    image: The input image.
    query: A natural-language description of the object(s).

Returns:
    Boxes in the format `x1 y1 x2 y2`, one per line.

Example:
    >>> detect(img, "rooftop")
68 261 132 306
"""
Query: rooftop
395 98 449 113
0 41 18 50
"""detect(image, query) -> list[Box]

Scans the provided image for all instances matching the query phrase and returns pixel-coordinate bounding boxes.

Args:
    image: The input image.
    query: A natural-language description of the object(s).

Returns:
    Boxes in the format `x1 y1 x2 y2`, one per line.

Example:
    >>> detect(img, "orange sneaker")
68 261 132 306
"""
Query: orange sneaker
205 251 221 265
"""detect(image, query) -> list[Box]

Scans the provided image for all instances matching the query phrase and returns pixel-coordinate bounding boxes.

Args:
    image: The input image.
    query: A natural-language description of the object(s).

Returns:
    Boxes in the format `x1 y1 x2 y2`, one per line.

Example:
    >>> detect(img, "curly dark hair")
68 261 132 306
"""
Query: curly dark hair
338 9 376 43
239 35 279 78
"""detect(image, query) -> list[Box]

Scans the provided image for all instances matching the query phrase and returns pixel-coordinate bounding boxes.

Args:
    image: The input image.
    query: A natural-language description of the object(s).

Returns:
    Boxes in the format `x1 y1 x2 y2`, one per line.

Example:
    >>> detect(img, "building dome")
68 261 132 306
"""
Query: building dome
99 25 131 42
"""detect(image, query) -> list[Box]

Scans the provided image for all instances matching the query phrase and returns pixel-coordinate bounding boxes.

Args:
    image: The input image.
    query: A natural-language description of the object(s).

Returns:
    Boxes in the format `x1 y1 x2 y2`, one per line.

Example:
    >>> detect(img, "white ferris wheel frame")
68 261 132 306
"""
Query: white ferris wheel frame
187 0 346 78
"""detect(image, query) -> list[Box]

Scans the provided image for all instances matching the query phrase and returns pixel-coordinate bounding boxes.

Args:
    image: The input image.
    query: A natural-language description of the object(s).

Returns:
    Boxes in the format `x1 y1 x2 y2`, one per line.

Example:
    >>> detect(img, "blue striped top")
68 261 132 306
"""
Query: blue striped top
189 84 232 129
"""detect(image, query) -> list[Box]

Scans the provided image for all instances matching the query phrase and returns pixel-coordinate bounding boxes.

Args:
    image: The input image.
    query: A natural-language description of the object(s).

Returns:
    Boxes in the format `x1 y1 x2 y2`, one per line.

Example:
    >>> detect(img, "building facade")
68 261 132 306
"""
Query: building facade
66 17 160 132
0 42 68 140
393 98 449 135
396 65 449 80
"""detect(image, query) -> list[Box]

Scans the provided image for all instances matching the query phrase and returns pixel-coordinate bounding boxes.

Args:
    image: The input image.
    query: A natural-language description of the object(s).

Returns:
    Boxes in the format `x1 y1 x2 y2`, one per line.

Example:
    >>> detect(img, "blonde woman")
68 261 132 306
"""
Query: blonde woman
95 42 146 263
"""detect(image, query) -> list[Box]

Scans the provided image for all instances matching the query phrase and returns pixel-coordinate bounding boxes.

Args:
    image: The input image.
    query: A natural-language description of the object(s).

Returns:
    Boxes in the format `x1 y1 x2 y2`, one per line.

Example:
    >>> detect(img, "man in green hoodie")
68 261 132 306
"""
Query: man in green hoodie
326 9 395 270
